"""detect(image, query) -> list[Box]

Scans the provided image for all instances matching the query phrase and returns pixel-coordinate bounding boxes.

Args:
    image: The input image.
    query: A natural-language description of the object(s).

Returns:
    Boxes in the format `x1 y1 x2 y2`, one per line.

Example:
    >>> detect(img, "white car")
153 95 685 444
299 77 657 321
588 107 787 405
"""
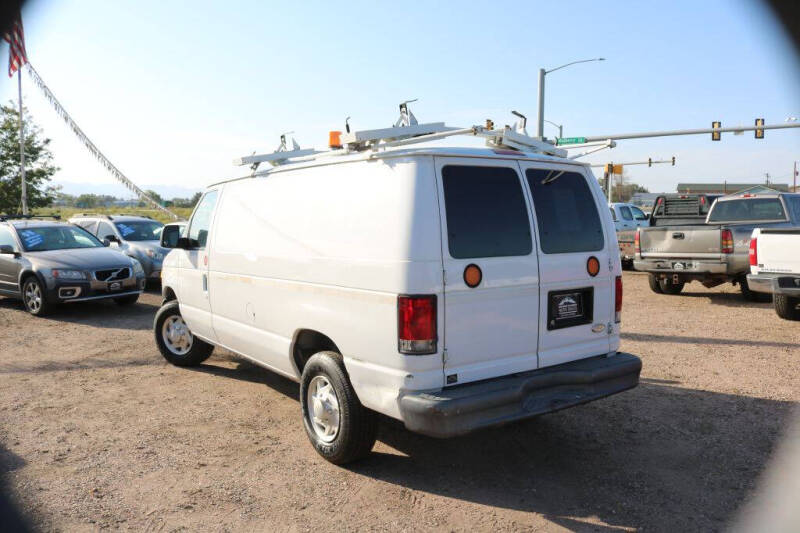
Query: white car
154 131 641 464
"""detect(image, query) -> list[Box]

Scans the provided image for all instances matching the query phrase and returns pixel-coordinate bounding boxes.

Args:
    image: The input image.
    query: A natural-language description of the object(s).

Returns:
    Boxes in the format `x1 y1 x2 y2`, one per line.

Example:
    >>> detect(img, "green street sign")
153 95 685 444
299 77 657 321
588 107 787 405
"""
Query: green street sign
556 137 587 145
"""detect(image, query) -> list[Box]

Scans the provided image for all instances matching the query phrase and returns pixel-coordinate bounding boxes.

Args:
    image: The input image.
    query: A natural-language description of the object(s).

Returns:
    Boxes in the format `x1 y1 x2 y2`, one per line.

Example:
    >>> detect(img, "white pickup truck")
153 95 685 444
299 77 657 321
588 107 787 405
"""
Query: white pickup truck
747 228 800 320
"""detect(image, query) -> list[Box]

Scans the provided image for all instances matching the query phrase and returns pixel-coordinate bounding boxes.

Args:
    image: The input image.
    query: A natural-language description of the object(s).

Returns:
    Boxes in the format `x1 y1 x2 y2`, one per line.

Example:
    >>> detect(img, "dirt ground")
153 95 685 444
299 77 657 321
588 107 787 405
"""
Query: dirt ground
1 272 798 532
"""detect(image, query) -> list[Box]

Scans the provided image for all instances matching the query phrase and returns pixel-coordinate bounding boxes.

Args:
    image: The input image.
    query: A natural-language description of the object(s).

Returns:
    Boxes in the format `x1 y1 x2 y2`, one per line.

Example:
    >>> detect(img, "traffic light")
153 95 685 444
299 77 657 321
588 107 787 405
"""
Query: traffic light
712 121 721 141
671 156 676 166
648 157 652 167
755 118 764 139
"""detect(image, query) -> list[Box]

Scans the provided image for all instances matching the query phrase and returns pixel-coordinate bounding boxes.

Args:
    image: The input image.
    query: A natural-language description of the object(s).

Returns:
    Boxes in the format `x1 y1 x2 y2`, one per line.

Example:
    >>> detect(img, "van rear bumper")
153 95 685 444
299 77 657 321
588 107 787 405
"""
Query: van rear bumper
398 352 642 438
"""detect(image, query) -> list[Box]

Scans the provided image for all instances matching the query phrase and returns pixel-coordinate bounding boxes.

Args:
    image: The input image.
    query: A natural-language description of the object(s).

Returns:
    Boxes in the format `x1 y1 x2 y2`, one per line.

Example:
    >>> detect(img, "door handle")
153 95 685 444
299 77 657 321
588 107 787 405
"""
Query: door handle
672 232 685 239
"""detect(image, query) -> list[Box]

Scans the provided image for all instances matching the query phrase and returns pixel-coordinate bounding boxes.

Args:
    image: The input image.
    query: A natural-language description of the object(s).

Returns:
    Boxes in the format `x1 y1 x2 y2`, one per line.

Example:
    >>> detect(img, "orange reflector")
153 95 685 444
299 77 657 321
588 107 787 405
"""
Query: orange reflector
329 130 342 149
463 264 482 288
587 256 600 277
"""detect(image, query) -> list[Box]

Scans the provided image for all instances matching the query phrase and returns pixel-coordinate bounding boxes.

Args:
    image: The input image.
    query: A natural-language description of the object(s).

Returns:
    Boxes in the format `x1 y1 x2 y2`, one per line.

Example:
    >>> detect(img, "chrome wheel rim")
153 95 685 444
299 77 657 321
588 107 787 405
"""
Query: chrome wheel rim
24 282 42 313
161 315 193 355
307 375 340 443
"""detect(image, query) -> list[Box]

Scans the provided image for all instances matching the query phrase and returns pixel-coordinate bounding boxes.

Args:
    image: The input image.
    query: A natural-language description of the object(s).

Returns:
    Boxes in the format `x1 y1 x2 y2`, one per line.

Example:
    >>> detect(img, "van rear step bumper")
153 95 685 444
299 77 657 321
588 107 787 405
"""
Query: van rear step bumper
398 352 642 438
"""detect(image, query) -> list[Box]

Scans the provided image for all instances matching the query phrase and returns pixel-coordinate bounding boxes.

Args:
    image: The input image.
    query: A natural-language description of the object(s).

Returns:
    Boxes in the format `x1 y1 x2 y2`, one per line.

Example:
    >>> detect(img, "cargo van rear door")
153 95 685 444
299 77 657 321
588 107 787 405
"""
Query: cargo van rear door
435 157 540 386
518 163 614 368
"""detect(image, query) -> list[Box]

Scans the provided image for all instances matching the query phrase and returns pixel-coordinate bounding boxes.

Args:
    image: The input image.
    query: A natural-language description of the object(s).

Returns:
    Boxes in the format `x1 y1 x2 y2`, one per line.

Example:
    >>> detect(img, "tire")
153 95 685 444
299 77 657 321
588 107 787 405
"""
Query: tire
658 277 685 295
774 294 800 320
738 276 770 302
648 274 663 294
114 293 139 306
300 351 377 464
153 301 213 366
22 276 54 316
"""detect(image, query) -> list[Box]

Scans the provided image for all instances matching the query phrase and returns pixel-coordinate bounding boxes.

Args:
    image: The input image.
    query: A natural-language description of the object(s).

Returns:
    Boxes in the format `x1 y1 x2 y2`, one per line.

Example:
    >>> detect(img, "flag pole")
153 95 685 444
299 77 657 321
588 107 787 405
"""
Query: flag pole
18 66 28 215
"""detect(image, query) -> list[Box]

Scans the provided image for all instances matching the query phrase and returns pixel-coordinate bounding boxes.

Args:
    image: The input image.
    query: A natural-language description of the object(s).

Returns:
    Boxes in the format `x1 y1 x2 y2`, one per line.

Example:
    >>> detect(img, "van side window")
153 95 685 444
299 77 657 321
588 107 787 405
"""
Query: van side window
442 165 532 259
188 191 219 248
526 169 604 254
620 206 633 220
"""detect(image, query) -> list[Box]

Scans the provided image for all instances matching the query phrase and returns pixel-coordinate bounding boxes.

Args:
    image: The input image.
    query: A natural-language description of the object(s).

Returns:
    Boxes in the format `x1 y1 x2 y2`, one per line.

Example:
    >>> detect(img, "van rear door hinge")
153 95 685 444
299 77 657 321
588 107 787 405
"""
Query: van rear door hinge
442 269 447 286
442 348 448 364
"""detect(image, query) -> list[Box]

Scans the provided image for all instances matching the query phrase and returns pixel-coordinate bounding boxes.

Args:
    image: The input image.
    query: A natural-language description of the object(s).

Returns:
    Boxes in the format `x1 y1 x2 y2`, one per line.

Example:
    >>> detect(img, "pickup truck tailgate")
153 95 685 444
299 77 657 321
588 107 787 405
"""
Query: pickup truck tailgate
639 225 721 258
757 230 800 273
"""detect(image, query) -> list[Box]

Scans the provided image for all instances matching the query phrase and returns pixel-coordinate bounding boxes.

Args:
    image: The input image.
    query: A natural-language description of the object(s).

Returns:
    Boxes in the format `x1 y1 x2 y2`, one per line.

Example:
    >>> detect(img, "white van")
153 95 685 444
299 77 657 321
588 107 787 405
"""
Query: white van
155 137 641 464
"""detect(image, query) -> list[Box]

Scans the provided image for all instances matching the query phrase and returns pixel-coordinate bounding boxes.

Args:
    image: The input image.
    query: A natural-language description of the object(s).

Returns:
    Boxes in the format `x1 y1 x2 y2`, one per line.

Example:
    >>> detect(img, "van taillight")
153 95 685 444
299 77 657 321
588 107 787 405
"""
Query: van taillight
749 238 758 266
615 276 622 323
634 229 641 256
721 229 734 254
398 295 437 355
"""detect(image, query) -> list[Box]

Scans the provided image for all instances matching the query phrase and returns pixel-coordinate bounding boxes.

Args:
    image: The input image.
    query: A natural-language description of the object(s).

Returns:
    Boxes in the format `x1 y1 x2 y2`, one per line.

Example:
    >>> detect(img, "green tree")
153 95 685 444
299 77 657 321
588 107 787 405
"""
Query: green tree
0 103 59 212
139 189 163 207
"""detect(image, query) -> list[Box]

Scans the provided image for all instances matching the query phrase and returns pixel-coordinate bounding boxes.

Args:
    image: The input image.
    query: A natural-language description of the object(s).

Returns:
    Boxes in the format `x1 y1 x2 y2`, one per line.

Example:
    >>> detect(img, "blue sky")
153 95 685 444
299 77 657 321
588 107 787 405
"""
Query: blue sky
2 0 799 197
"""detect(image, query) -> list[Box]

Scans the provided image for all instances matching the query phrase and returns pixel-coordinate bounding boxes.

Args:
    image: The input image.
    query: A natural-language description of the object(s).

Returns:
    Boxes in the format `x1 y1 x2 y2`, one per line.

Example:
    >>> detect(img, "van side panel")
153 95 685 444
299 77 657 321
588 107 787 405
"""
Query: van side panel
207 156 444 418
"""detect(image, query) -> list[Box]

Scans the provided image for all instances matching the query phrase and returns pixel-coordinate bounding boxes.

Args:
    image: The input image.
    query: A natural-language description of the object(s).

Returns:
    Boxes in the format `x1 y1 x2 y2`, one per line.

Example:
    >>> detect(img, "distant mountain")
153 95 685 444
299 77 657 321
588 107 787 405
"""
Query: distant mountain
53 181 201 200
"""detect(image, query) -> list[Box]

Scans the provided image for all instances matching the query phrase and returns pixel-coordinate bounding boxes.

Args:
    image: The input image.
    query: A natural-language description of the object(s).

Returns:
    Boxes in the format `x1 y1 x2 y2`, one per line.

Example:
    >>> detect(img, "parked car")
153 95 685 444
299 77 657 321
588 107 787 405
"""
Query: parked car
69 214 167 281
610 203 650 268
0 216 146 315
154 144 641 464
609 202 650 232
634 192 800 299
747 228 800 320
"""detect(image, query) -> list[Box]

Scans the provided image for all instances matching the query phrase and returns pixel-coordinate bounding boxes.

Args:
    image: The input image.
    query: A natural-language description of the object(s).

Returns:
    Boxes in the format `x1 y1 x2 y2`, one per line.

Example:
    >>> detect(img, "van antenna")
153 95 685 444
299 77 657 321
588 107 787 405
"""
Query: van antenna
395 99 419 128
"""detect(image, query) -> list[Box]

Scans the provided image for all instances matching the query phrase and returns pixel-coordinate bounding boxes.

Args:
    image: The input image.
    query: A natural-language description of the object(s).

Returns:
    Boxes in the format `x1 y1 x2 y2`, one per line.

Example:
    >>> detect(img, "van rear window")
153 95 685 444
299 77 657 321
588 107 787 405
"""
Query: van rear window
441 165 532 259
526 169 604 254
707 198 786 222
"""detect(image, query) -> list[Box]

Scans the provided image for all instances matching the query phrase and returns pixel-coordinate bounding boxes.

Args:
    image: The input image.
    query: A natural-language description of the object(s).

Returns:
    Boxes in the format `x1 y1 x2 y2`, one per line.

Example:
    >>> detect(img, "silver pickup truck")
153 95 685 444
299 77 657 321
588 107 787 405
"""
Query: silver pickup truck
634 192 800 299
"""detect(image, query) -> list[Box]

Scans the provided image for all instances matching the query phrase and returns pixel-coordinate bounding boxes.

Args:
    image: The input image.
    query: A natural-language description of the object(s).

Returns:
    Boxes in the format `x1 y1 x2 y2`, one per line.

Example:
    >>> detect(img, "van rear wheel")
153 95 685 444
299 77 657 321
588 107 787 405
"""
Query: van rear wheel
300 351 377 464
154 301 214 366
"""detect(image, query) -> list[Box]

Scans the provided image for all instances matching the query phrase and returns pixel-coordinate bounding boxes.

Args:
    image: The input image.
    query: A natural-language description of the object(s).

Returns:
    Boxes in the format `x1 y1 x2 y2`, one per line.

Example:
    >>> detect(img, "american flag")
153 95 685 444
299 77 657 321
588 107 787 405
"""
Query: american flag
3 13 28 77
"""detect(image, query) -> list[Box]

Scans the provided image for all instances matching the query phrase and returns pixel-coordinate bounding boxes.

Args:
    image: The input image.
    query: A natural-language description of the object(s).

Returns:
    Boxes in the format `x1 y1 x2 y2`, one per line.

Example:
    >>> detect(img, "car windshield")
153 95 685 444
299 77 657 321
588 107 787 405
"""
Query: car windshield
16 225 103 251
114 220 163 241
707 198 786 222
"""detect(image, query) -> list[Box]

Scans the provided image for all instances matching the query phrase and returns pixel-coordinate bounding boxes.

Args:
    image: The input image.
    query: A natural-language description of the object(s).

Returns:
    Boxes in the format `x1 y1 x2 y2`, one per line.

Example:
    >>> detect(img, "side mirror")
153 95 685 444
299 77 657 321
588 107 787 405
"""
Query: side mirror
0 244 19 257
176 237 192 250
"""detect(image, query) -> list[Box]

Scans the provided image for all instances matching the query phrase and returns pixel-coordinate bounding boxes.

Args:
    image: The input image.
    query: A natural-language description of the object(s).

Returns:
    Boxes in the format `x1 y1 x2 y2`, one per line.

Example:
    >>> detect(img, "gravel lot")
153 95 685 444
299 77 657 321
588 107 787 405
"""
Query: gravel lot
1 272 798 532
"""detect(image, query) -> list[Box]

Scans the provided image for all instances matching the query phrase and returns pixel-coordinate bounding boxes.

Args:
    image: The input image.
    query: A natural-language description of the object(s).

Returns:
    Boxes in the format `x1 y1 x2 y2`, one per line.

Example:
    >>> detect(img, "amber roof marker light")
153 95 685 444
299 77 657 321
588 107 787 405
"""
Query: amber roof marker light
587 256 600 277
463 264 483 288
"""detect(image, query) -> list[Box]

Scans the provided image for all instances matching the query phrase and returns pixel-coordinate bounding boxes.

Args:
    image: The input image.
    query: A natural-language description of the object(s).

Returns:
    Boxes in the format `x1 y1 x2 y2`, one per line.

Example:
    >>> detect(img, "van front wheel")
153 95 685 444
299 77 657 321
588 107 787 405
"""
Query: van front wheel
300 351 377 464
154 301 213 366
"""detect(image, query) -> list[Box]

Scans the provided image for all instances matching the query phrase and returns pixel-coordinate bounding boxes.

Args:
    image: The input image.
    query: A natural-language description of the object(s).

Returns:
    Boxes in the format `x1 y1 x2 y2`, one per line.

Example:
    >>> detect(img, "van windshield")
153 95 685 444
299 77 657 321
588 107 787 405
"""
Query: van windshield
707 198 786 222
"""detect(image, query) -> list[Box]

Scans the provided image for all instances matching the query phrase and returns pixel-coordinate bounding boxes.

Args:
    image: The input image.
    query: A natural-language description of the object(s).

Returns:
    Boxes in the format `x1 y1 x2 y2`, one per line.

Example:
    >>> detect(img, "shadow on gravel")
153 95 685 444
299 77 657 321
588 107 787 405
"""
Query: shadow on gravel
622 332 799 349
347 384 796 532
190 357 299 401
677 289 773 309
0 444 32 532
0 296 158 330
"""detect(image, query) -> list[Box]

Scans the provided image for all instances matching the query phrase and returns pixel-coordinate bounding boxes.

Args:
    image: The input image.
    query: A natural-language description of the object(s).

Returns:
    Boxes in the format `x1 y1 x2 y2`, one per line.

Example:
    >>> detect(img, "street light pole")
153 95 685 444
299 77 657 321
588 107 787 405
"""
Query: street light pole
543 119 563 139
536 57 604 139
